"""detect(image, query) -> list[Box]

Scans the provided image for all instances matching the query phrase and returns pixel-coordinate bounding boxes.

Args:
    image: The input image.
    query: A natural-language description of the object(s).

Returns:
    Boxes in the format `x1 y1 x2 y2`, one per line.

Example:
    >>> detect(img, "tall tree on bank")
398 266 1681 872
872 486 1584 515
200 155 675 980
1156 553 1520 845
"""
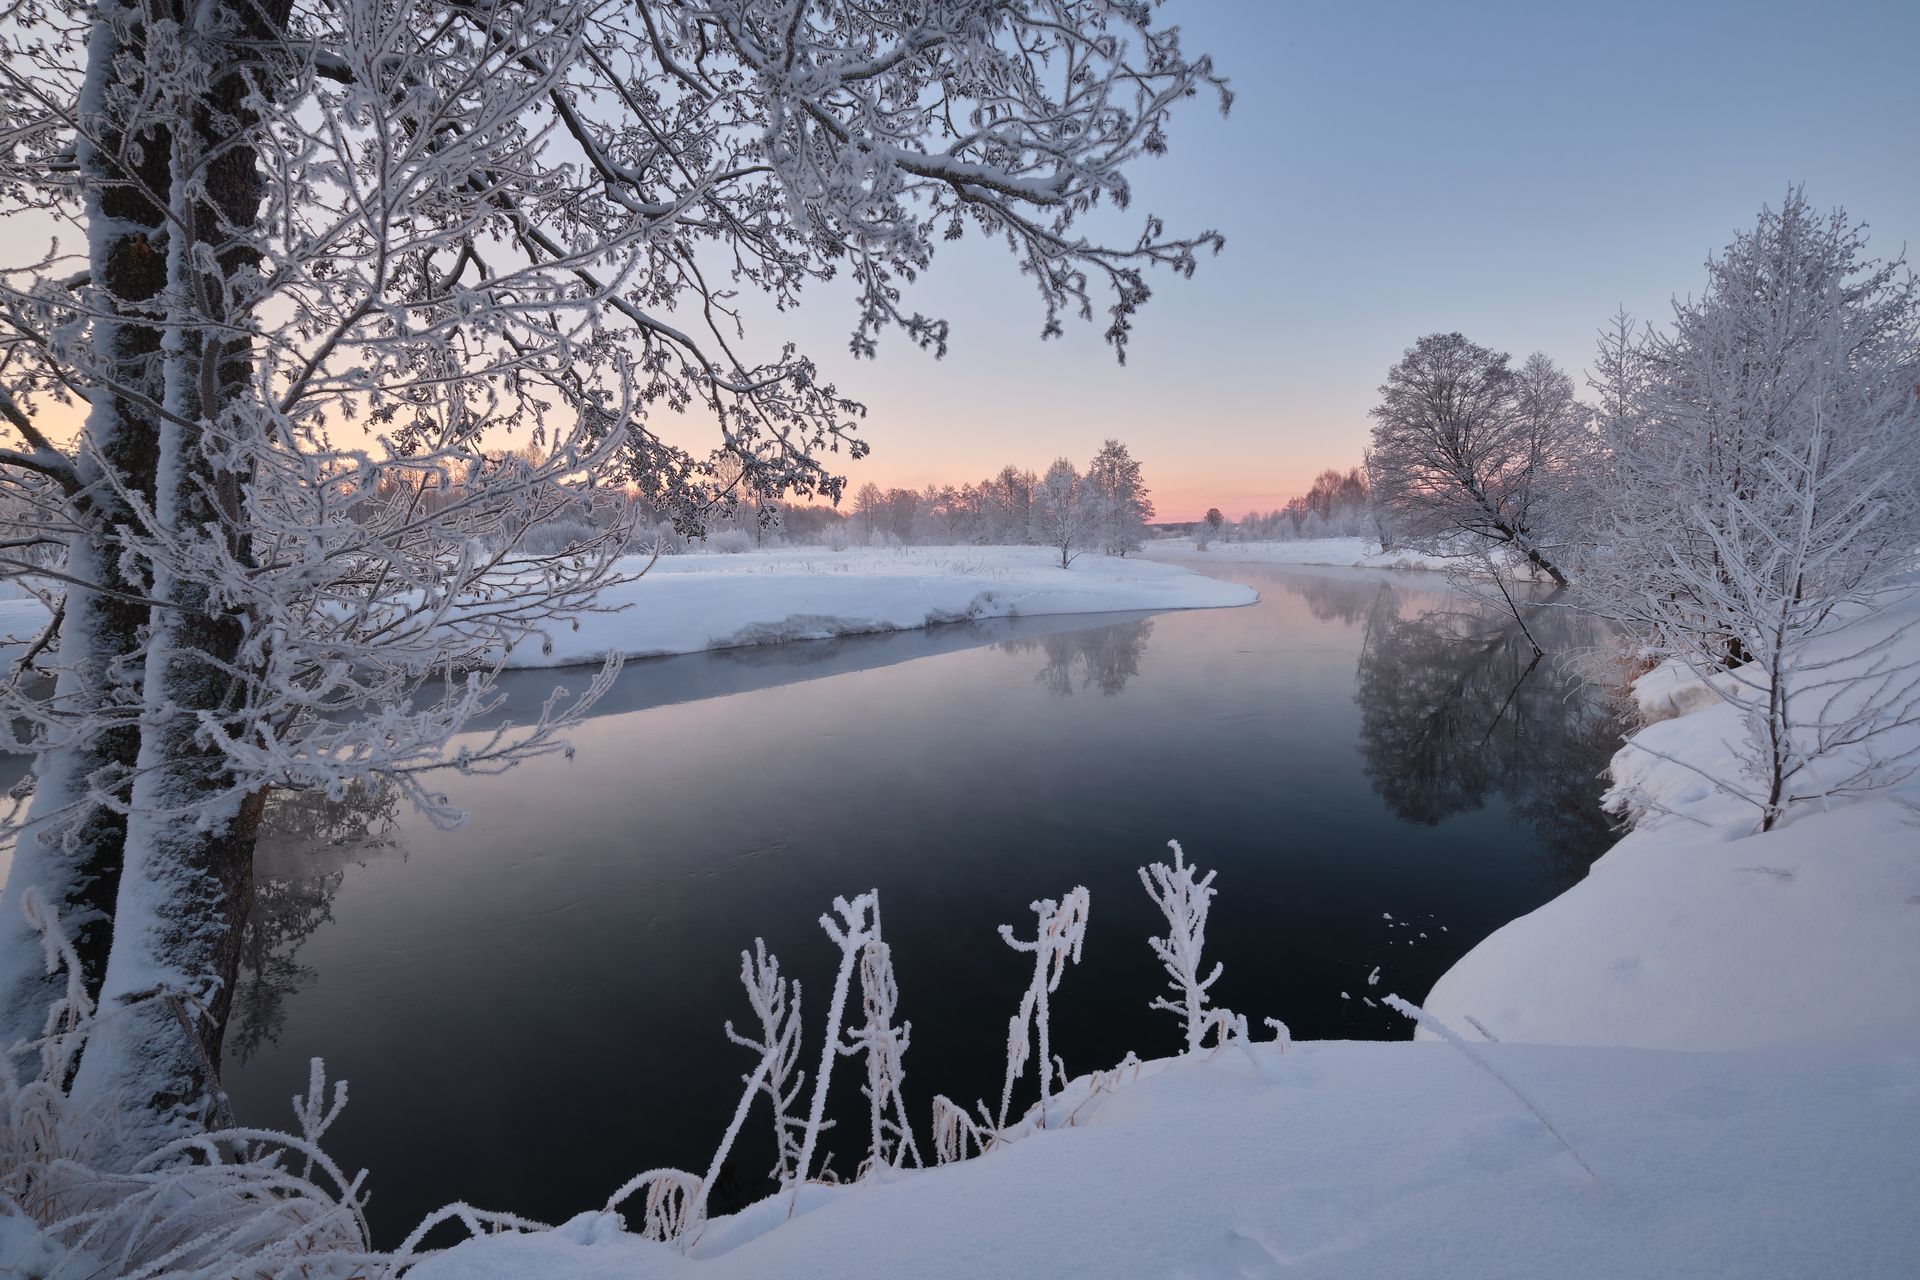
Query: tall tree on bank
0 0 1227 1160
1086 438 1154 555
1367 333 1580 584
1575 191 1920 829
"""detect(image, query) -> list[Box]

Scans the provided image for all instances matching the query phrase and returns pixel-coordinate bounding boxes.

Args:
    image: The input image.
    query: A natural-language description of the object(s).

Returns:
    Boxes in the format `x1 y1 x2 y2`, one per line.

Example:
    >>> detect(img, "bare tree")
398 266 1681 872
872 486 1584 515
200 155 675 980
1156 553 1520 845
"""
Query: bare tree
0 0 1228 1157
1367 334 1580 584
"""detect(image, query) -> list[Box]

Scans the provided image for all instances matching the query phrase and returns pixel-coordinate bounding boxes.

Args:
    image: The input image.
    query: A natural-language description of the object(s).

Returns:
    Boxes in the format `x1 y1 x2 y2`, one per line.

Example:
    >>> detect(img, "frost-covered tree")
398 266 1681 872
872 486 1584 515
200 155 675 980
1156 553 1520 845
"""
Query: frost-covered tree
0 0 1228 1159
1367 334 1580 584
1086 438 1154 555
1578 192 1920 829
1033 457 1103 567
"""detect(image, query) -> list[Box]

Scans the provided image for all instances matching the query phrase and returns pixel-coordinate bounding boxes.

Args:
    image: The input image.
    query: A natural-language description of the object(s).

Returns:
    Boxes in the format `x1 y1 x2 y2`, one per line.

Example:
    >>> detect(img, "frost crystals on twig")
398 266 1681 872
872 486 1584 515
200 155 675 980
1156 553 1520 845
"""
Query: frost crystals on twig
996 886 1092 1131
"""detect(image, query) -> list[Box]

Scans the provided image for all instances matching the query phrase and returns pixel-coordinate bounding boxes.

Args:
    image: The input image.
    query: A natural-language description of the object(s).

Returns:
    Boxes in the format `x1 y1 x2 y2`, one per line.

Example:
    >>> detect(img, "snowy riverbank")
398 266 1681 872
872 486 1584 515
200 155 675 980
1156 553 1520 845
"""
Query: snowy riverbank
414 1039 1918 1280
0 549 1255 675
1142 535 1464 573
404 583 1920 1279
501 546 1255 668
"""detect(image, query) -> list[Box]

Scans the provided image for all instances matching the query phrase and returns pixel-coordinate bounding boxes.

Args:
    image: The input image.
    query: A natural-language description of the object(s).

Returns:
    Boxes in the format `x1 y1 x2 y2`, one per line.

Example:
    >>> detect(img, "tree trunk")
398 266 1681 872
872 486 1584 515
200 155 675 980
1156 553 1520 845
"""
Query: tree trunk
0 4 171 1057
70 0 287 1164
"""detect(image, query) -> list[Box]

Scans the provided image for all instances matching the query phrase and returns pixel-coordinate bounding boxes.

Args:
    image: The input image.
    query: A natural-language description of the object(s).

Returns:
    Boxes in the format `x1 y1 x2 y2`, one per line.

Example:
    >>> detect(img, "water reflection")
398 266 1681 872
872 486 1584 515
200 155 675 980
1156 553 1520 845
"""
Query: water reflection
229 783 401 1063
1000 618 1153 697
1352 589 1621 885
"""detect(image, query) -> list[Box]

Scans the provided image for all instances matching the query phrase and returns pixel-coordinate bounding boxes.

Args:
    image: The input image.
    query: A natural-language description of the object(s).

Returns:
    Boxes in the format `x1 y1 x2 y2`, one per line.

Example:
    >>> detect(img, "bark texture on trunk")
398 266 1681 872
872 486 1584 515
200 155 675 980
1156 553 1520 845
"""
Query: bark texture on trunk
0 3 171 1056
70 0 289 1163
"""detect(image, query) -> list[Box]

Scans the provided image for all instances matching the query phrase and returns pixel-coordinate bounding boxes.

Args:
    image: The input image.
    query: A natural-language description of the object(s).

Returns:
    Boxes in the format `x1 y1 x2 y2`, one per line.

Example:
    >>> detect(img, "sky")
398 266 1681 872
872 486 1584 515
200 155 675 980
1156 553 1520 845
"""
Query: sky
700 0 1920 523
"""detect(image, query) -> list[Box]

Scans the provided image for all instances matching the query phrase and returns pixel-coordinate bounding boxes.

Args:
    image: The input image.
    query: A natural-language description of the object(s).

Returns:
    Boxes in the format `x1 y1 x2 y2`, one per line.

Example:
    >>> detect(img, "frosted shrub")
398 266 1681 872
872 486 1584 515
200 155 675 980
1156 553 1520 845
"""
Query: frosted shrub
1139 840 1230 1052
1 893 374 1278
792 891 878 1213
995 888 1092 1130
722 940 808 1192
930 1095 993 1166
839 926 923 1178
707 528 756 555
516 517 603 557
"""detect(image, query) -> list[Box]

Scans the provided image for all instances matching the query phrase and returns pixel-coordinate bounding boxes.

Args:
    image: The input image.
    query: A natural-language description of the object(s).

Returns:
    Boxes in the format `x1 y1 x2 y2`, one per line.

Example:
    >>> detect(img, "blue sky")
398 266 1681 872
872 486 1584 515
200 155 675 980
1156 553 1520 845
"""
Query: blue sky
755 0 1920 520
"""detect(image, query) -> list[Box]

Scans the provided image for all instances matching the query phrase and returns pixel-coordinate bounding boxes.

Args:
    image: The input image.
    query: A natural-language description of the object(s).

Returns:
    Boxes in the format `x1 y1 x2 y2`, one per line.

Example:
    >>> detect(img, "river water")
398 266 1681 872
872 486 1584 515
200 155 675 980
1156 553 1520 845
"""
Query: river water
221 559 1621 1241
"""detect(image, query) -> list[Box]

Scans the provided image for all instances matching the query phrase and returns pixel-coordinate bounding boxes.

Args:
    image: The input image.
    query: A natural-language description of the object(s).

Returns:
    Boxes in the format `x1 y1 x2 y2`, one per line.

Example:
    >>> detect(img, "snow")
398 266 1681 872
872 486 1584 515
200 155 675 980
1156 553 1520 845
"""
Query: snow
501 547 1254 668
1425 585 1920 1053
0 549 1253 676
1142 536 1465 572
411 1038 1920 1280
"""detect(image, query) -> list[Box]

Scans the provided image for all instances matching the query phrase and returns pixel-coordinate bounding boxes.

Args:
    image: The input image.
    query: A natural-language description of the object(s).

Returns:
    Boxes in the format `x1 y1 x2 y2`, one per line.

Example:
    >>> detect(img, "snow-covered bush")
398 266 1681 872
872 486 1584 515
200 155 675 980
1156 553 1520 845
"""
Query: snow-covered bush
1579 191 1920 829
706 529 756 555
1 892 374 1277
513 517 604 557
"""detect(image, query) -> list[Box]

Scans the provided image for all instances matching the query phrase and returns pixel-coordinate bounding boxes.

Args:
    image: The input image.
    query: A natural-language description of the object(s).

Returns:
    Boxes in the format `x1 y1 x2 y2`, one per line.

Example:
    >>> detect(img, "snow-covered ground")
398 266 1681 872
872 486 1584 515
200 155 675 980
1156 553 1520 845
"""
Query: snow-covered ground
1142 535 1463 573
414 1037 1918 1280
504 546 1253 668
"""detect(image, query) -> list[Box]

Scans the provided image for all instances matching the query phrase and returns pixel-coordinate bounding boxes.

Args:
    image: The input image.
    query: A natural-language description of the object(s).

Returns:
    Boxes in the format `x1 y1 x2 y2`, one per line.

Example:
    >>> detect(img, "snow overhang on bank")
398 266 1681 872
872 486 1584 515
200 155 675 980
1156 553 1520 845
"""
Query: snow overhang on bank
501 546 1256 669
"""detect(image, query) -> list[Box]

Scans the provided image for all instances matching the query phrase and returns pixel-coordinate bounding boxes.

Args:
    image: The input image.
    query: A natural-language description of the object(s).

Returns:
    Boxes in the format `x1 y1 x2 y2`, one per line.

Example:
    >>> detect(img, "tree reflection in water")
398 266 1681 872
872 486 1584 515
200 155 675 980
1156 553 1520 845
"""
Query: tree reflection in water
1000 618 1154 697
1352 584 1623 887
228 782 401 1063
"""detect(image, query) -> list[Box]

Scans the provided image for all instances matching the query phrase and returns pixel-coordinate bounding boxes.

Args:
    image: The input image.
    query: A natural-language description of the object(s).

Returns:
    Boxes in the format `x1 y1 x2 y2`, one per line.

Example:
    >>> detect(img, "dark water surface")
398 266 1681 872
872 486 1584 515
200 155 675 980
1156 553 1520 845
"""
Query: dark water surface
223 561 1621 1243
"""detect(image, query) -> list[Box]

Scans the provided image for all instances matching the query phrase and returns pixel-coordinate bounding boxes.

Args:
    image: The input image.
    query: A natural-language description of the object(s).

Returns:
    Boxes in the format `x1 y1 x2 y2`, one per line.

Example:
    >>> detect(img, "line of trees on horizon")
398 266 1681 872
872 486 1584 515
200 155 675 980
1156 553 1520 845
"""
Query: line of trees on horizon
611 439 1159 565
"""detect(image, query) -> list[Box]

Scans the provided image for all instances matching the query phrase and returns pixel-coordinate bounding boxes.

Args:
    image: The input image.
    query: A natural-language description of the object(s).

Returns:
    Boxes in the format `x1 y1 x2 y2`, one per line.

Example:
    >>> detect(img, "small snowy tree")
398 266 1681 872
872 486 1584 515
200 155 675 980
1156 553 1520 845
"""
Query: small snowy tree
1086 439 1155 555
1033 458 1104 568
1580 191 1920 829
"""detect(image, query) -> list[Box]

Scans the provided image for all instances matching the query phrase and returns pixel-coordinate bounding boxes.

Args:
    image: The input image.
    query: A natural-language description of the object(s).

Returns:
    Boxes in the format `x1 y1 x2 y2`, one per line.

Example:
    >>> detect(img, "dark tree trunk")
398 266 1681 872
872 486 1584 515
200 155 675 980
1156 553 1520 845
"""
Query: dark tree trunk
0 2 171 1054
70 0 290 1162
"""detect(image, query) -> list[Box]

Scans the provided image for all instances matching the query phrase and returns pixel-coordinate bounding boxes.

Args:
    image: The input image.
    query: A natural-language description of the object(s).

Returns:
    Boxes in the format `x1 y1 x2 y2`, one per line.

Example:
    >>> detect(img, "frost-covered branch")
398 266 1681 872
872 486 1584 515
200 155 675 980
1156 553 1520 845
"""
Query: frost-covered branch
995 885 1091 1130
1139 839 1235 1053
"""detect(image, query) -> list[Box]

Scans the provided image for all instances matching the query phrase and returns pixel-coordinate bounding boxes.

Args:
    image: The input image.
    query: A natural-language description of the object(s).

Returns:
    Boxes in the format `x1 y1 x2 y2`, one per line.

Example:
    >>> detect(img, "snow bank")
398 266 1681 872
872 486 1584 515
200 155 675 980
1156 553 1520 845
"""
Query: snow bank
1143 536 1465 572
1426 589 1920 1052
0 550 1253 673
410 1037 1920 1279
503 546 1254 669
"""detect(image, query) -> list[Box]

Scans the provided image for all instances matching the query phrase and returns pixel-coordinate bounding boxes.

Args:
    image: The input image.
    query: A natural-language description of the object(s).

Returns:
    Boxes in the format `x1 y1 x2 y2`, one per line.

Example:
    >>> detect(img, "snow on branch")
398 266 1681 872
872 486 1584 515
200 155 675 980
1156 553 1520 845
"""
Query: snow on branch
1139 840 1230 1053
792 889 877 1213
838 912 923 1179
995 886 1092 1131
722 937 808 1194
